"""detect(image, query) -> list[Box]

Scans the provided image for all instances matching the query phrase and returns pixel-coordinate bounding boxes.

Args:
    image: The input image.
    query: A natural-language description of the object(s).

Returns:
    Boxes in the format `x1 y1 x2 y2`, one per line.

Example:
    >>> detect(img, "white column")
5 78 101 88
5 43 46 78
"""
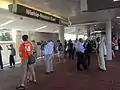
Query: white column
30 31 36 41
106 20 112 60
16 30 21 61
87 28 90 38
76 29 79 39
59 26 65 45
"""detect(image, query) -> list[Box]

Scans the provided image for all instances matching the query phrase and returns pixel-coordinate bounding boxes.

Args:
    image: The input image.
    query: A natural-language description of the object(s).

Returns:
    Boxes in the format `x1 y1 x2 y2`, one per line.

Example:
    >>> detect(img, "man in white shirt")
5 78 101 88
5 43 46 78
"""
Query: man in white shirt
75 38 87 71
44 40 54 75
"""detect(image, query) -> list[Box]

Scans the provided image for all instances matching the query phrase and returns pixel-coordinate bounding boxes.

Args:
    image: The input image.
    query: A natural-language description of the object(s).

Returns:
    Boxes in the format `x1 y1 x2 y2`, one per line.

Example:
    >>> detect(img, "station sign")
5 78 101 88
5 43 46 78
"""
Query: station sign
8 4 68 26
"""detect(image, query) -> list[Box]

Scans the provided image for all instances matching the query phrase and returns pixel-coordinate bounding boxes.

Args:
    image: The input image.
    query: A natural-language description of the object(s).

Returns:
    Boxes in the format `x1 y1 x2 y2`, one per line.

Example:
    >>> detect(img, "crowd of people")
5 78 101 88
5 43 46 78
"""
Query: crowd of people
0 33 119 90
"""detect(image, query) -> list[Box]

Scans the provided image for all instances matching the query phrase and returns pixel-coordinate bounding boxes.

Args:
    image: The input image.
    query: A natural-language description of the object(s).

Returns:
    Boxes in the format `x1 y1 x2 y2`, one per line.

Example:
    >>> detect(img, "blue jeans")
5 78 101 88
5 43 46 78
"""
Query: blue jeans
44 54 53 72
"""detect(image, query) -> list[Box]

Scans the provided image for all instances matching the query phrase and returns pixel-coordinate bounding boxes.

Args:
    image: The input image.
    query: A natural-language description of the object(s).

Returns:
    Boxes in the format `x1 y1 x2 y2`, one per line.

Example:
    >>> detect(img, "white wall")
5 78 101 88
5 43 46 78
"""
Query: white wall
34 32 58 42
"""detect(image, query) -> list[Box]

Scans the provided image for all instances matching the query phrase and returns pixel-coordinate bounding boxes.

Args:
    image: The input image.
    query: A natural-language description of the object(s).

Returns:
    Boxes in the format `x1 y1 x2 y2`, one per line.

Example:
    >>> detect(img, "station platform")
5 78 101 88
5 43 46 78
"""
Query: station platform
0 53 120 90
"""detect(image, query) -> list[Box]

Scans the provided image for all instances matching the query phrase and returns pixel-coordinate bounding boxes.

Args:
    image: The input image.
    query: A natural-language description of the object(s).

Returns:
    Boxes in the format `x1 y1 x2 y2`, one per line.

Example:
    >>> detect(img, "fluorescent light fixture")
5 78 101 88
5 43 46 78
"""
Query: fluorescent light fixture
0 1 10 10
116 16 120 18
91 31 102 34
53 30 59 33
0 20 14 27
113 0 120 2
35 25 47 31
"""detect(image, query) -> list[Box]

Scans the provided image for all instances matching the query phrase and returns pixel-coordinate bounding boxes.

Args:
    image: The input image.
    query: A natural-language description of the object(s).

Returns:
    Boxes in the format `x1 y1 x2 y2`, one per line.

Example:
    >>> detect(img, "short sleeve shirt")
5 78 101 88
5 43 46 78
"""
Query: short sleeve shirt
19 41 33 62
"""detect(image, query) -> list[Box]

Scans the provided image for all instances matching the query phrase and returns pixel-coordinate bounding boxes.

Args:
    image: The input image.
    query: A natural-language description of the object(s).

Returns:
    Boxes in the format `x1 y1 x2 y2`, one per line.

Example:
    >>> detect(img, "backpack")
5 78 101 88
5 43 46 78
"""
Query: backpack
12 48 16 56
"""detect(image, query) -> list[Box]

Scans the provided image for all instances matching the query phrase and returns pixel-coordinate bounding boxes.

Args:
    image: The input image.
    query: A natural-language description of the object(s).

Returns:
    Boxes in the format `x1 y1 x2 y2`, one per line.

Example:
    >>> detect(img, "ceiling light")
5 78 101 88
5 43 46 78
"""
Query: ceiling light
113 0 120 2
0 1 11 10
0 20 14 27
53 30 59 33
92 31 102 33
116 16 120 18
35 25 47 31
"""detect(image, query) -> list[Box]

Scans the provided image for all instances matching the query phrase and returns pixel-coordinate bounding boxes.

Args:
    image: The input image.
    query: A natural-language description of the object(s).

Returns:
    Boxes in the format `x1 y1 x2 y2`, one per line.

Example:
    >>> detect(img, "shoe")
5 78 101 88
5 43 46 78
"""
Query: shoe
27 79 36 84
33 80 37 84
50 71 54 73
16 85 25 90
0 69 4 72
45 72 50 75
77 68 83 71
9 66 12 68
98 68 106 72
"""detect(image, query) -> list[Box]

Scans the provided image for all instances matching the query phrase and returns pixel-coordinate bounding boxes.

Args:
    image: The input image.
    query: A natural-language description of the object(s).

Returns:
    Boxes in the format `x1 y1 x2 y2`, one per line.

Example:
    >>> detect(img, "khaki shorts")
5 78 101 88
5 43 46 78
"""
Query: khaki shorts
21 60 28 75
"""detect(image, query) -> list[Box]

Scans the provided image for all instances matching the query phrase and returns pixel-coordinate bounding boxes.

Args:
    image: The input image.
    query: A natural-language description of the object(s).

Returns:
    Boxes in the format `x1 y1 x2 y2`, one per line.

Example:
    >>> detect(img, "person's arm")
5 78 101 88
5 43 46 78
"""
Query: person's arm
19 44 23 57
0 45 3 51
6 45 11 50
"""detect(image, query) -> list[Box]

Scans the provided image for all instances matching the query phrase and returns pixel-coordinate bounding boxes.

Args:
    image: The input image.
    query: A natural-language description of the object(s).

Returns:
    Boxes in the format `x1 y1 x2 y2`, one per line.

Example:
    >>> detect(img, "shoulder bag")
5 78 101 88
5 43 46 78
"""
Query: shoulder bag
23 44 35 65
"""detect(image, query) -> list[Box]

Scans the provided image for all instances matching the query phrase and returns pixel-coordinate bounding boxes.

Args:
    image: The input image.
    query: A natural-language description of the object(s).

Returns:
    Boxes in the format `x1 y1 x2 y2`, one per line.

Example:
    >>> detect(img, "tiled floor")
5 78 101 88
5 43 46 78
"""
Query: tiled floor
1 53 120 90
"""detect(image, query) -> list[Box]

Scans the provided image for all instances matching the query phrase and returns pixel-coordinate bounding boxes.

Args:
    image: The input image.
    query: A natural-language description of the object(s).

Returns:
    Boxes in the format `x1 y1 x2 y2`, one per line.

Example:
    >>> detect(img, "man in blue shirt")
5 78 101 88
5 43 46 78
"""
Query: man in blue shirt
75 38 87 71
44 40 54 75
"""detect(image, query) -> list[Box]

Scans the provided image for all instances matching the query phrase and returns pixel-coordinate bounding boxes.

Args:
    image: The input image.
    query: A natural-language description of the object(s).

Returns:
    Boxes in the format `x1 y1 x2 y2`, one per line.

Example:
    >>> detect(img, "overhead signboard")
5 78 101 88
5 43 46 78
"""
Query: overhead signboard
87 0 120 12
8 4 68 26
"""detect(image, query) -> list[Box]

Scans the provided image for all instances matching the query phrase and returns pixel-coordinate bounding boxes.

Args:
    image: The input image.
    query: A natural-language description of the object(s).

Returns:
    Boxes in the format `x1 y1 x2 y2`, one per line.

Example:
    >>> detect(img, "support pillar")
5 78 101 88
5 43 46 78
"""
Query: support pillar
106 20 112 60
87 28 90 38
76 29 80 39
12 0 17 13
59 26 65 45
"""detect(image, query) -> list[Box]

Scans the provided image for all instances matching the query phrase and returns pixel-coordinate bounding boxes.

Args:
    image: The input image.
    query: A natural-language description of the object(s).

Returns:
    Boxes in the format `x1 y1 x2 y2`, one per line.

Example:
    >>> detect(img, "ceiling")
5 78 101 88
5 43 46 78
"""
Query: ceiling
1 0 120 35
1 0 120 23
16 0 80 18
13 0 120 23
0 8 87 35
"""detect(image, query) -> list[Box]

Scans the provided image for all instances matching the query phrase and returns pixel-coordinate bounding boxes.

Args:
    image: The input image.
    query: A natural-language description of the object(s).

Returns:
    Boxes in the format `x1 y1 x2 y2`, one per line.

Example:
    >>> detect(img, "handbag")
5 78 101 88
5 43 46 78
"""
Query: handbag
23 44 35 65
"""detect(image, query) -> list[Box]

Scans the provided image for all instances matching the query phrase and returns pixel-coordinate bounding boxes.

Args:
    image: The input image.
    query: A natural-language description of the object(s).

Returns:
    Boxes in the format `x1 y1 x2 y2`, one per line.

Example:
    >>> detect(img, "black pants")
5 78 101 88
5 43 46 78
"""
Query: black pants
64 50 68 59
85 53 91 67
9 55 15 66
0 53 3 69
68 50 74 60
118 44 120 50
76 52 87 70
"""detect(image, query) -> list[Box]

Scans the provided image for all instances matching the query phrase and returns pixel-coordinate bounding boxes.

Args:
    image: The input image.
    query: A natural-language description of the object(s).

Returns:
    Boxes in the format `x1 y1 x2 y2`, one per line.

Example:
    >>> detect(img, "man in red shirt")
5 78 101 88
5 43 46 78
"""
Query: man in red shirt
16 35 36 90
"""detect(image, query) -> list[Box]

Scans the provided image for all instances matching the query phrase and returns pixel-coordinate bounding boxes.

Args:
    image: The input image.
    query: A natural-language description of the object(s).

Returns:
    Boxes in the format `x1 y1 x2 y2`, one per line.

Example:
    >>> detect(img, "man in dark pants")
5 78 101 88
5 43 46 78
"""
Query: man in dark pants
84 39 92 68
68 40 74 60
75 38 87 71
0 45 3 71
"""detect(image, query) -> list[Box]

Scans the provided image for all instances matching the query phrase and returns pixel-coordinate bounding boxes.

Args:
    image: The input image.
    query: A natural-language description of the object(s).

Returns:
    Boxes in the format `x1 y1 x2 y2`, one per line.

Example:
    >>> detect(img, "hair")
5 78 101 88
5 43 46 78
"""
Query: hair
22 35 28 41
96 37 100 42
101 32 106 35
57 40 60 42
10 44 13 47
31 40 35 43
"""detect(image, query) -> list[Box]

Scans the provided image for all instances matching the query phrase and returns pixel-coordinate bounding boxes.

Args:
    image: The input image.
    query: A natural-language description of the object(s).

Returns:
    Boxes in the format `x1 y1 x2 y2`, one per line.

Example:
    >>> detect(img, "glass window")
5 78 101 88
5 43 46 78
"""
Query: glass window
0 29 13 42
